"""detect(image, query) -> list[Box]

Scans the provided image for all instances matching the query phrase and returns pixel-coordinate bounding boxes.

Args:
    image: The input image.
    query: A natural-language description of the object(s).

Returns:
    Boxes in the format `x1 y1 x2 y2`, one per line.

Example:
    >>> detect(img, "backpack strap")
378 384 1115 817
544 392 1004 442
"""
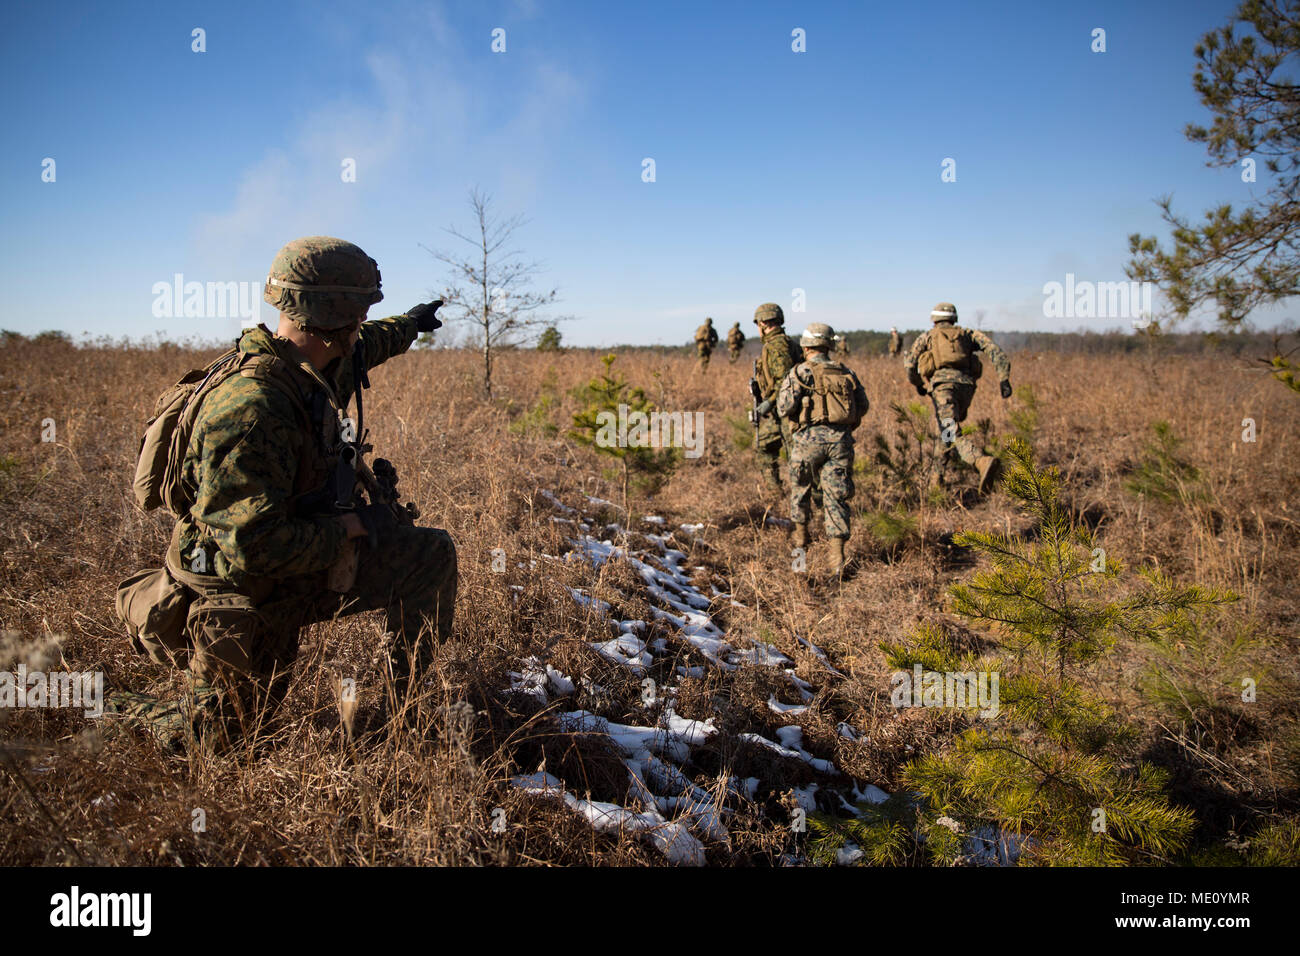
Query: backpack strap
237 353 312 422
793 361 817 429
237 353 338 499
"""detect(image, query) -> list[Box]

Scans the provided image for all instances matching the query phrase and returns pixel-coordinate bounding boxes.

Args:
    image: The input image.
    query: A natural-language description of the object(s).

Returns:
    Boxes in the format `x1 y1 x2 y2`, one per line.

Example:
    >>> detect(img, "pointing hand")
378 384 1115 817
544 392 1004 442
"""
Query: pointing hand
408 301 445 333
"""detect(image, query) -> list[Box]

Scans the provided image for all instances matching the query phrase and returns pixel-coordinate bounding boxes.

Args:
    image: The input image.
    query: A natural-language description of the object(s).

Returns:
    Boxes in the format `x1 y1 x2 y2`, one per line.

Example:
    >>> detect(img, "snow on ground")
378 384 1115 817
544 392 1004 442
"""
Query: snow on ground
503 491 896 864
511 771 706 865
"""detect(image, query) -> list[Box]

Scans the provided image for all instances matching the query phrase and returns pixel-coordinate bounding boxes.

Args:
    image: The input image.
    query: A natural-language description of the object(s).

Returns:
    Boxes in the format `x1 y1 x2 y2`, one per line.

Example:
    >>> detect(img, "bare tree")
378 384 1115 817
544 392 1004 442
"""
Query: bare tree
424 188 561 396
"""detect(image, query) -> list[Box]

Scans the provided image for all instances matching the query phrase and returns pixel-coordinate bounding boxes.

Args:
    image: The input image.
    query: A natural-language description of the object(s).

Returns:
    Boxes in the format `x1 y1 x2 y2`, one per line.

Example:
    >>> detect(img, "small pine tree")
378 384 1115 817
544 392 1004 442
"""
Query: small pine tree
537 325 562 352
1124 420 1203 505
1008 383 1039 446
814 440 1233 865
1248 819 1300 865
569 353 679 515
870 401 934 509
508 369 561 440
931 440 1230 862
1138 610 1266 755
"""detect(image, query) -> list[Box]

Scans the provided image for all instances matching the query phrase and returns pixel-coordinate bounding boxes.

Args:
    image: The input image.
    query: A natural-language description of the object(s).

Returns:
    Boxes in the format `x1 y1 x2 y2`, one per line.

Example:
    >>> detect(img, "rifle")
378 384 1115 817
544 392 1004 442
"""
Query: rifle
320 336 419 592
748 359 763 426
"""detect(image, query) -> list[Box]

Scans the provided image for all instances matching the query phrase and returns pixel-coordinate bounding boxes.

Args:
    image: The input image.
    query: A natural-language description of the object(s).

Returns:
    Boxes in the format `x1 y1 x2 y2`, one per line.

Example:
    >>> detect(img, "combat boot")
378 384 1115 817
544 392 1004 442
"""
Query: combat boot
828 537 848 576
976 455 1003 495
104 679 223 755
104 688 190 754
763 464 785 501
791 522 809 549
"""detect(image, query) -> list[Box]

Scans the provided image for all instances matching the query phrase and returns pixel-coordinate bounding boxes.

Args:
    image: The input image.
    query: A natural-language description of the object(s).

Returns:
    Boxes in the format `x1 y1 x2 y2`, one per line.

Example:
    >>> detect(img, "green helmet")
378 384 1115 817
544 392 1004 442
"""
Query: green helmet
799 322 835 350
931 302 958 324
263 236 384 331
754 302 784 326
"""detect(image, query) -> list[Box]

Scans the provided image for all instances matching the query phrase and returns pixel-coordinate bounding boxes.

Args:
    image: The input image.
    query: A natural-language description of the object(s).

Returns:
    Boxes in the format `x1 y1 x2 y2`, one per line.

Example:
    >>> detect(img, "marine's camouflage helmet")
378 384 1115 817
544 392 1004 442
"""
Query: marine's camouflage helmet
800 322 836 350
931 302 958 324
264 236 384 331
754 302 784 326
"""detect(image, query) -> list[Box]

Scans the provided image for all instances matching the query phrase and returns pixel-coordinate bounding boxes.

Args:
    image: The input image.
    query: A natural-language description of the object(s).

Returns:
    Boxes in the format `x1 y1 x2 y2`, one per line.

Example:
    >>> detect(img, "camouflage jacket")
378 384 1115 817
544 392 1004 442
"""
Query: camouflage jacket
170 315 419 590
776 351 869 442
695 323 718 347
904 323 1010 388
755 328 803 401
727 326 745 349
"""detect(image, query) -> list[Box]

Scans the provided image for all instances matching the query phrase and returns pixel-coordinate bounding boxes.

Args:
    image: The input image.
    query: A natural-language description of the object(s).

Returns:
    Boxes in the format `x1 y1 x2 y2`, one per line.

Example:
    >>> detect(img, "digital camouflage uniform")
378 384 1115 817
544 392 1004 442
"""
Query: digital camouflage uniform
777 332 869 547
751 304 804 494
112 237 456 749
726 322 745 363
904 304 1011 482
695 318 719 371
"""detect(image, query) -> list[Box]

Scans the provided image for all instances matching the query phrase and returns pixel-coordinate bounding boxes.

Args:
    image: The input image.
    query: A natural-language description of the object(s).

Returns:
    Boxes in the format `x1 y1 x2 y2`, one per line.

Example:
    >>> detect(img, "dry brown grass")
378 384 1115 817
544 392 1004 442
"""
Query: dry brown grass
0 333 1296 865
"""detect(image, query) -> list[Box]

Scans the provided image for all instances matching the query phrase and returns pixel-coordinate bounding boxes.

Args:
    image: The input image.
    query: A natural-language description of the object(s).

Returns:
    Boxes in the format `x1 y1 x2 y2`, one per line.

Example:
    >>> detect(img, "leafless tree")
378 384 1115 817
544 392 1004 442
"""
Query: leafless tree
424 188 562 396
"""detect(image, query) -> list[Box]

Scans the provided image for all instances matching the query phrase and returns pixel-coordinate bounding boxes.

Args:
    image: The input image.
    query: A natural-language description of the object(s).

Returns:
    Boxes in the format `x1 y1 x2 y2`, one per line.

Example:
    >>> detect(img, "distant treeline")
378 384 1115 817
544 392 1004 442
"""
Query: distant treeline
3 326 1298 358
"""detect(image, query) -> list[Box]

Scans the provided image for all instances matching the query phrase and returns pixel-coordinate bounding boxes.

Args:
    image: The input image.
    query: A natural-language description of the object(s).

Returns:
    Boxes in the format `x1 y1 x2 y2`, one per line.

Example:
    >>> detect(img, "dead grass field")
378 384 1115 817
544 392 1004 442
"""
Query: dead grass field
0 332 1296 865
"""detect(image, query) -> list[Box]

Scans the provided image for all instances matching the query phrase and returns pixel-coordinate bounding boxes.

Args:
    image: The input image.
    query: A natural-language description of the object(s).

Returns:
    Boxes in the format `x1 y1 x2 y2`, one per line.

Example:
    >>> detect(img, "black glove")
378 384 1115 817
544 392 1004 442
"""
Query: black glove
356 503 397 551
1000 380 1013 399
408 300 444 333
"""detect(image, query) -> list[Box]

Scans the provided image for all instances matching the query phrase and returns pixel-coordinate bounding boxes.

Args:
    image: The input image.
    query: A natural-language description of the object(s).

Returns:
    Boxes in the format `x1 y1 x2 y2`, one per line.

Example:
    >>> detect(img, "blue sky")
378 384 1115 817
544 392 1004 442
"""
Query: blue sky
1 0 1288 346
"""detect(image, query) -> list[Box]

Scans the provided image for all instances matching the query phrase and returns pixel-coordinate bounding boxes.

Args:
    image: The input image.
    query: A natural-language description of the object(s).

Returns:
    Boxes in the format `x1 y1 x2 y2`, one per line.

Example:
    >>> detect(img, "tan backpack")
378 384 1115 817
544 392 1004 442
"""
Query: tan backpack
917 324 981 379
133 348 308 517
798 361 862 429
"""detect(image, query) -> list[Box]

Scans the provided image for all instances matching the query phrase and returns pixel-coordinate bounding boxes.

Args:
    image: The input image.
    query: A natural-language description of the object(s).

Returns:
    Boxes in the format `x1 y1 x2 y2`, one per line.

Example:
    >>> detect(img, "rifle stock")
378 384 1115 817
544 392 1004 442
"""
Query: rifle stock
748 360 763 426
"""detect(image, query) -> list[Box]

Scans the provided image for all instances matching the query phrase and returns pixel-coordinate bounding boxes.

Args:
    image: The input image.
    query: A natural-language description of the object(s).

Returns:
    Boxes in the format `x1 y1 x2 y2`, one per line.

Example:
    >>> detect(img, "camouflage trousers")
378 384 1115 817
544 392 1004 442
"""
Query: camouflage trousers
728 348 741 363
790 427 855 539
929 382 982 466
696 344 713 371
755 410 794 492
133 524 457 740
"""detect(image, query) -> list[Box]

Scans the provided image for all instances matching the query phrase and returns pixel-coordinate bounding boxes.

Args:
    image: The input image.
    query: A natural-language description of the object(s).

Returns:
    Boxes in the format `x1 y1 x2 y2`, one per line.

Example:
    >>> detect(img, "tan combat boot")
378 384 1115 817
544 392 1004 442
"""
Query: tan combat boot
791 522 810 549
828 537 848 576
976 455 1003 495
763 461 785 499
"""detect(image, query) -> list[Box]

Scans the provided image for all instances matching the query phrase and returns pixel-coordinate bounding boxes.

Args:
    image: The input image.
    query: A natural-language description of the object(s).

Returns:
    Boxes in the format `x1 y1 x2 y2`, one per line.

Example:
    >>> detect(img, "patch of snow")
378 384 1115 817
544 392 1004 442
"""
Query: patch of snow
851 783 890 806
589 635 652 674
739 731 840 776
540 490 576 514
510 771 705 866
768 695 809 716
836 843 866 865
